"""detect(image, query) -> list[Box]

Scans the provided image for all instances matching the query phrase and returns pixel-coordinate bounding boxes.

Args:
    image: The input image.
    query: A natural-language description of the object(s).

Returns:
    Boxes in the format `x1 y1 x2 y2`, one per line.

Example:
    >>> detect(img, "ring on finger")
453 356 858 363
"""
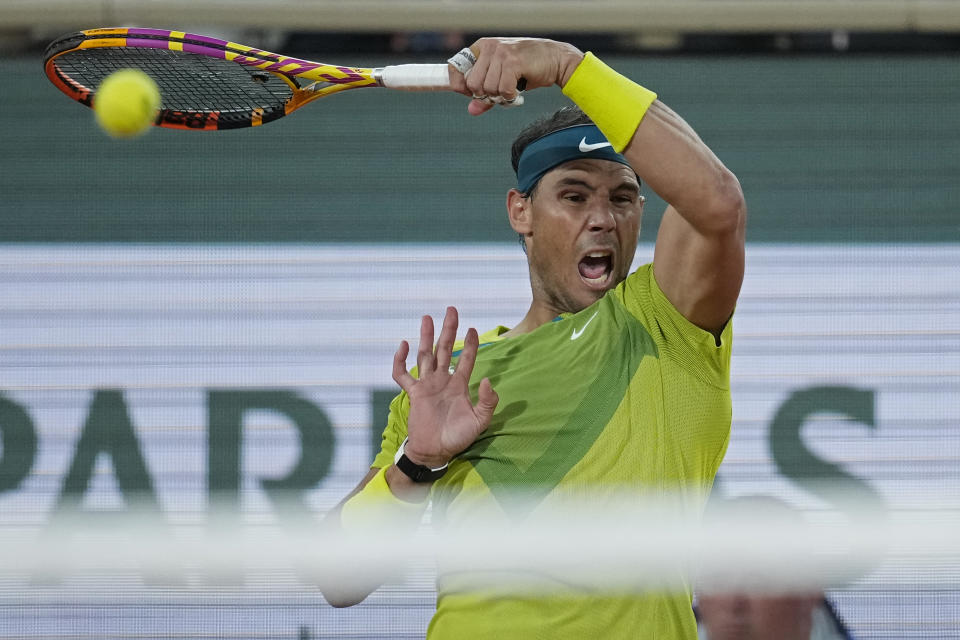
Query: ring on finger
474 95 504 105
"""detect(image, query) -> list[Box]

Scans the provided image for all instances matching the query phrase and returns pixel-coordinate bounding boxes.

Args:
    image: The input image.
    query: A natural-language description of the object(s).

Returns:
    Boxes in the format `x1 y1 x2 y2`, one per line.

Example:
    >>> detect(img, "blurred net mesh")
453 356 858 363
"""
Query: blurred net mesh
2 493 960 638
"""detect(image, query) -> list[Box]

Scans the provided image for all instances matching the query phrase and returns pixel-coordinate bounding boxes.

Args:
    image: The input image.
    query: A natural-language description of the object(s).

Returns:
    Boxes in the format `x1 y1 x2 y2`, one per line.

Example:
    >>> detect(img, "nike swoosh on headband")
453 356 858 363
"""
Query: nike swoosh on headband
578 137 613 152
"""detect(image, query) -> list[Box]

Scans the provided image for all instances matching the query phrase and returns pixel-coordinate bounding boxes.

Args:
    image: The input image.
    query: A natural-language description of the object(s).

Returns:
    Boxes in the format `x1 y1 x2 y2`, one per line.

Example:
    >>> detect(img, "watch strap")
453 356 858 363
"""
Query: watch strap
394 437 448 483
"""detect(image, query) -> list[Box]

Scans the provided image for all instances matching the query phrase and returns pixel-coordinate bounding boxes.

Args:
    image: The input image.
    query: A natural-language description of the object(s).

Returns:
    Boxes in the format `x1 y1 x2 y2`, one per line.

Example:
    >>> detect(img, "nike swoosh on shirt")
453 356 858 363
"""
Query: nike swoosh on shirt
570 311 599 340
578 137 613 152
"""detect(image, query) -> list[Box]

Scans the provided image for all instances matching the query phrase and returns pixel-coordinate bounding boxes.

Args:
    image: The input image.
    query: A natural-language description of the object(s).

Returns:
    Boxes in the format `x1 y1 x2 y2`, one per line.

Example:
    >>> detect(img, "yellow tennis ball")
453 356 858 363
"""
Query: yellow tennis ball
93 69 161 138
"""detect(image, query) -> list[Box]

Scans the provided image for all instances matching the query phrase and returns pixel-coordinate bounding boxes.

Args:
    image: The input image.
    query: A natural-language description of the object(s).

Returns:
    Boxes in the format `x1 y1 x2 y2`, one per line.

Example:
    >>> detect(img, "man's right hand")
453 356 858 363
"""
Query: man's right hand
391 306 499 470
447 37 584 116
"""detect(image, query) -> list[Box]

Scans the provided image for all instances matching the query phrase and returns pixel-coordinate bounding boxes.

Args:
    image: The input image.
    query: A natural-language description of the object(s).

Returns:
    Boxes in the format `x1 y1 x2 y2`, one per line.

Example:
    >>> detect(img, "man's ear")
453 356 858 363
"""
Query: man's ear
507 188 532 235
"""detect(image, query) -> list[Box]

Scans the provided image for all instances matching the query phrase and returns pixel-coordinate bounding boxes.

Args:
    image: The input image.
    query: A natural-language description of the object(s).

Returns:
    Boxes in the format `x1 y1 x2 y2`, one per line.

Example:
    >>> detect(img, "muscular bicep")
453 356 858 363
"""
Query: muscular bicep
652 203 745 338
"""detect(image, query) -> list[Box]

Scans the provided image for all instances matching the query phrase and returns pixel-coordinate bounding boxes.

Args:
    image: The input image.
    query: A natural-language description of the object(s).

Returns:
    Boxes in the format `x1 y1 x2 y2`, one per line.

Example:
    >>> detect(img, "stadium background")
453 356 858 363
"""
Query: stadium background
1 2 959 638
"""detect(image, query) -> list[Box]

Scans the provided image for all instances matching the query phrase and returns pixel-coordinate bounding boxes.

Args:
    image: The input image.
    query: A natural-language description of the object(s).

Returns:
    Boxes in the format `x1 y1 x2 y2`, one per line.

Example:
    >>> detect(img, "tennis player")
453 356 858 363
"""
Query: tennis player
324 37 746 639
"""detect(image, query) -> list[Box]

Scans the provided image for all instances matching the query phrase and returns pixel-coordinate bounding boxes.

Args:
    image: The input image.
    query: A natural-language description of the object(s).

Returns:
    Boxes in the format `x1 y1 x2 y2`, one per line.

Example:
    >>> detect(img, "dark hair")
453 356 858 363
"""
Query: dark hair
510 107 594 253
510 106 594 181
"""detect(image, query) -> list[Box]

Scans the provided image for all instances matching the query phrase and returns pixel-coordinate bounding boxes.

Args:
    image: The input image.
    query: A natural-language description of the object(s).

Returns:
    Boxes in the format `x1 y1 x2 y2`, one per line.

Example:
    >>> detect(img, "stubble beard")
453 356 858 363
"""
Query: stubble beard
528 265 604 317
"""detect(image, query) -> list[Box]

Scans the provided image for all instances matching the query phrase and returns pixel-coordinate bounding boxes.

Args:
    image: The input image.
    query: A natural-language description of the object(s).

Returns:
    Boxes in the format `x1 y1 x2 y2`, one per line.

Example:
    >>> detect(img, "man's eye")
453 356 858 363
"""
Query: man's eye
563 193 585 202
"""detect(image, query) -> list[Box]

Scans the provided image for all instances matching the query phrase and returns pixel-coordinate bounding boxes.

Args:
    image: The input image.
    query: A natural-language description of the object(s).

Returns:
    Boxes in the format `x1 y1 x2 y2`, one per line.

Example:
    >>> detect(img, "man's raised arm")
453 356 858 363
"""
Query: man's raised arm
451 38 746 336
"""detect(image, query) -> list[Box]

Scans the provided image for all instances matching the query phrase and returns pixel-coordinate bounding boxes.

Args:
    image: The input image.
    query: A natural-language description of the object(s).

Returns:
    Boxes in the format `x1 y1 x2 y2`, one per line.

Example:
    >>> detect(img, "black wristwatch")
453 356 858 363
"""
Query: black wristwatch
394 437 449 483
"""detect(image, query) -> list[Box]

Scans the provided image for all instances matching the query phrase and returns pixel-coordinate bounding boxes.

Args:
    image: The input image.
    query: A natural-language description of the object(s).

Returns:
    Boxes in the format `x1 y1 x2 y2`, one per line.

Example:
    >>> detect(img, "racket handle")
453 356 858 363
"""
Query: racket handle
377 64 450 90
376 64 525 106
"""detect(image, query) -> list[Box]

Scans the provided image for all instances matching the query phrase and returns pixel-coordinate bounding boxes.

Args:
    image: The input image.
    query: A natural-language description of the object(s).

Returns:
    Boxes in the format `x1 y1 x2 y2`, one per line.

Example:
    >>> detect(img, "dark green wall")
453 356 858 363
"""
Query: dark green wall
3 54 958 242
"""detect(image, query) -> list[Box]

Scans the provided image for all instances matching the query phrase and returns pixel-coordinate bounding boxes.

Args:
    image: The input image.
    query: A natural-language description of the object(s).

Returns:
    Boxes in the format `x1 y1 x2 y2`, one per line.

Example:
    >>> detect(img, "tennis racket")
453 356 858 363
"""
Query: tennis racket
44 28 519 131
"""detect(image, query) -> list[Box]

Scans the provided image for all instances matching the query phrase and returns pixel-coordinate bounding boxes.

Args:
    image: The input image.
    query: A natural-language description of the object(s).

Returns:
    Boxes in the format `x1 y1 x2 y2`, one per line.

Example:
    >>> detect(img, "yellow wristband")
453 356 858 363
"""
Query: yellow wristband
339 466 427 531
561 52 658 153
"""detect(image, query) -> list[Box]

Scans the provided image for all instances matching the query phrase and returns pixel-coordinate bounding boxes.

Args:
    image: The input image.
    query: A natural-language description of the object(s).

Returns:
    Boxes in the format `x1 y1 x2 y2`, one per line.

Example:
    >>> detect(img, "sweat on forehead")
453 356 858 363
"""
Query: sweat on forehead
515 124 633 195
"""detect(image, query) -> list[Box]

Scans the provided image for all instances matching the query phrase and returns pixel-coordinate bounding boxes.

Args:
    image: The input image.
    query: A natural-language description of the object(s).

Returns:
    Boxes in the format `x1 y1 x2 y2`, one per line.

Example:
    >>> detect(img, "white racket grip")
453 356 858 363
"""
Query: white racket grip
378 64 451 90
377 64 524 106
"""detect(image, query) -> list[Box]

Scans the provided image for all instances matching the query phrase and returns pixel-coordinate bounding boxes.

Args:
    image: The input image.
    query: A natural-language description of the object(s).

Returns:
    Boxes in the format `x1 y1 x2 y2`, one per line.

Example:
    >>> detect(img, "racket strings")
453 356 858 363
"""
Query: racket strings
54 48 294 117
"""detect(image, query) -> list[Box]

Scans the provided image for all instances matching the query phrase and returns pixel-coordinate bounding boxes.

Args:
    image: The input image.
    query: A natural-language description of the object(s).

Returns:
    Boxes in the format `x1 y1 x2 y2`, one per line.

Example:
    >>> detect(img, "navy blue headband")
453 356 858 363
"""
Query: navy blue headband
516 124 631 194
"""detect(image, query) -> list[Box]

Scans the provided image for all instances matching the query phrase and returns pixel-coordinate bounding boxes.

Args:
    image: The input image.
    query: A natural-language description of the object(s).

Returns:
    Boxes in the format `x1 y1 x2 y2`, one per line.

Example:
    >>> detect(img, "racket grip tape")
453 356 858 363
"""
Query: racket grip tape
377 64 525 106
378 64 450 90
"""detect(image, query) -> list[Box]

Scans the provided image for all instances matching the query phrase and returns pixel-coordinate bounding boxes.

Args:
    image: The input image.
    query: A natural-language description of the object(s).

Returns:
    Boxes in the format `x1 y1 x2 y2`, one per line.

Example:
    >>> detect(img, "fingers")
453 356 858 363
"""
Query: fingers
446 47 475 77
405 308 460 383
417 314 435 374
474 378 500 427
499 69 521 103
392 340 416 390
463 43 490 98
435 306 459 373
464 46 506 110
453 326 479 382
481 57 522 103
446 48 473 97
453 329 499 429
452 38 529 115
467 99 496 116
447 68 470 97
398 308 489 398
480 56 504 98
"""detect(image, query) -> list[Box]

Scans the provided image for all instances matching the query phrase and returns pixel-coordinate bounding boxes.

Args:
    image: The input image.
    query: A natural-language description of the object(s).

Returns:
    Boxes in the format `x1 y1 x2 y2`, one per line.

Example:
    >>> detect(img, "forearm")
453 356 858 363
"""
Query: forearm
627 102 744 232
385 464 433 503
321 307 494 604
560 52 744 234
319 465 430 607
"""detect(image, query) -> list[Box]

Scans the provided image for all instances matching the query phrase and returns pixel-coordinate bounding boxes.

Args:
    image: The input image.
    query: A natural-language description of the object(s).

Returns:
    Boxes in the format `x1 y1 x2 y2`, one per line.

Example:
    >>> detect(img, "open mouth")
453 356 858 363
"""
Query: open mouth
578 251 613 288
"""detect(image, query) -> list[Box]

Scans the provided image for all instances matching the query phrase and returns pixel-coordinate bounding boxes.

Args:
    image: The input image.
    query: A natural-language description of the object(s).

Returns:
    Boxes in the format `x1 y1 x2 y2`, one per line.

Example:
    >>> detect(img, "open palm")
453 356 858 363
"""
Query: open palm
392 306 499 469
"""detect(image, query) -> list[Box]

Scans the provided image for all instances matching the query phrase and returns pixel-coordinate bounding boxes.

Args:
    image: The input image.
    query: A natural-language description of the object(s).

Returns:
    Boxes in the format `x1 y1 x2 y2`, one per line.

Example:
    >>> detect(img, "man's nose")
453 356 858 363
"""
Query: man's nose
586 201 617 232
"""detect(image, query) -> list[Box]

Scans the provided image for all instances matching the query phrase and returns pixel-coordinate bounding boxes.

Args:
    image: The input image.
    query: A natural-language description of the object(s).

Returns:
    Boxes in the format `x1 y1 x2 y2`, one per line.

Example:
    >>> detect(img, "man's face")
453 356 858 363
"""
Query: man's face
519 158 643 314
697 593 822 640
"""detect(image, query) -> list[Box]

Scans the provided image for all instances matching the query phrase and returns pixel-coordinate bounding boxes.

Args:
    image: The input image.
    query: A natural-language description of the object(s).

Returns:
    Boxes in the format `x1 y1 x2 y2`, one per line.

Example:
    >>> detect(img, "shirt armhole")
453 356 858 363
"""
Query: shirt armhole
617 264 733 386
